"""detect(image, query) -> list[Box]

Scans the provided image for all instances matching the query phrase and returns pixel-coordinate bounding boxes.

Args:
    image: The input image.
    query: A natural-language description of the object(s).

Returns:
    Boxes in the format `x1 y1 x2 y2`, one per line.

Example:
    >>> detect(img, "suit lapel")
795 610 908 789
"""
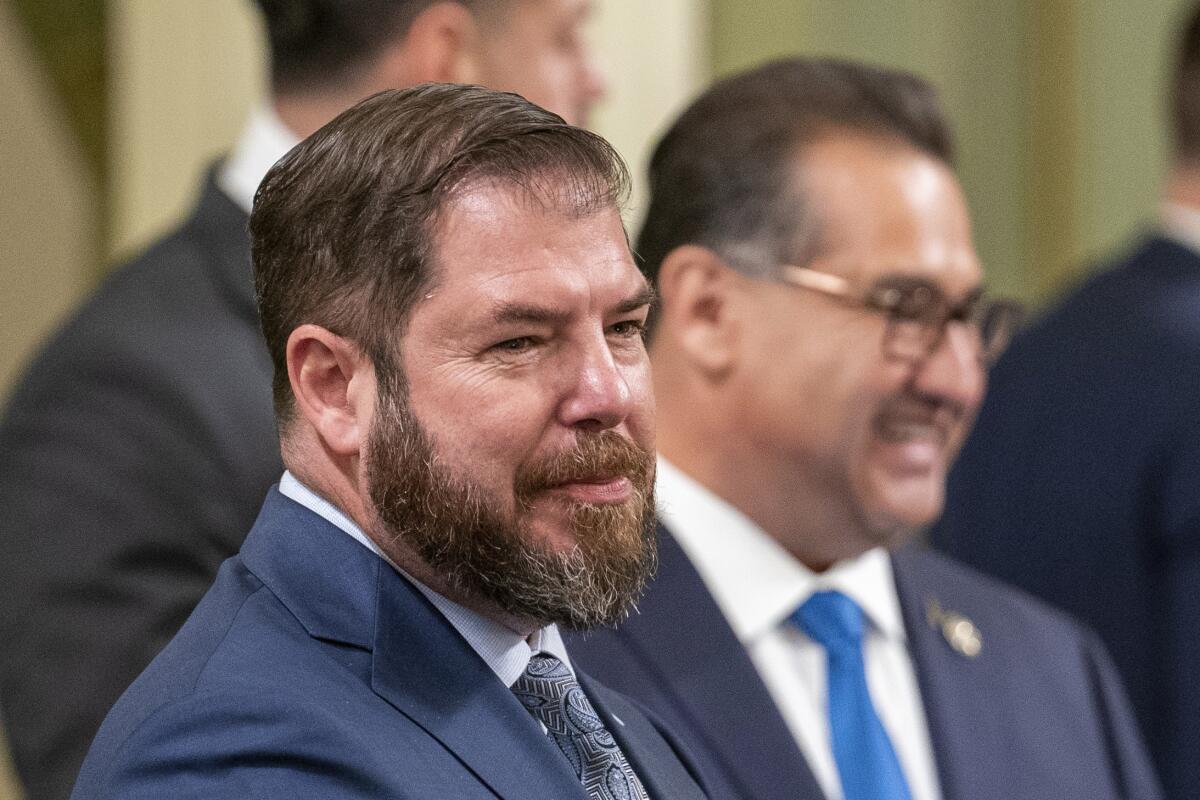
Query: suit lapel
618 525 825 800
578 672 707 800
244 490 587 800
370 566 591 800
892 547 1005 800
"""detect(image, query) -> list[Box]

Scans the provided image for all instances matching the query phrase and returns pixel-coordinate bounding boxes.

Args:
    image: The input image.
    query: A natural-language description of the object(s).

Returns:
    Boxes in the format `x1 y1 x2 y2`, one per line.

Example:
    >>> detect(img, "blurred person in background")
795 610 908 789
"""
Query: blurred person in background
934 4 1200 797
567 57 1162 800
0 2 605 799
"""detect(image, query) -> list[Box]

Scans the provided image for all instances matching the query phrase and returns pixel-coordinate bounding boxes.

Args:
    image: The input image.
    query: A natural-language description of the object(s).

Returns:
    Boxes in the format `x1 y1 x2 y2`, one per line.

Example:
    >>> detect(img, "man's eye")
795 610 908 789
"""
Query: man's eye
492 337 537 354
877 285 942 321
609 320 647 339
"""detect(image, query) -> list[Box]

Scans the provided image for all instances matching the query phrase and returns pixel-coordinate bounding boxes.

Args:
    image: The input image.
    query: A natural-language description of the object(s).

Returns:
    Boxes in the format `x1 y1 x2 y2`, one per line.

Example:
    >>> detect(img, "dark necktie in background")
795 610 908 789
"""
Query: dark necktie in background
794 590 914 800
513 653 650 800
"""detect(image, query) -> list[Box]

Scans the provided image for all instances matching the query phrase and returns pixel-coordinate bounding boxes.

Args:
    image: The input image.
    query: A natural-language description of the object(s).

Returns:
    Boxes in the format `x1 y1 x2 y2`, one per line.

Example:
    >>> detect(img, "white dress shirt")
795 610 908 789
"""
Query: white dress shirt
277 471 572 688
656 458 942 800
218 105 300 214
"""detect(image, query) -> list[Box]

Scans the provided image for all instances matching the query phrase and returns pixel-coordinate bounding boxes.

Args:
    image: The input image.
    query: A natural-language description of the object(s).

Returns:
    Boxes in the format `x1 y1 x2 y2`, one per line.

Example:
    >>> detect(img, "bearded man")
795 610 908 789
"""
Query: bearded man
69 84 706 800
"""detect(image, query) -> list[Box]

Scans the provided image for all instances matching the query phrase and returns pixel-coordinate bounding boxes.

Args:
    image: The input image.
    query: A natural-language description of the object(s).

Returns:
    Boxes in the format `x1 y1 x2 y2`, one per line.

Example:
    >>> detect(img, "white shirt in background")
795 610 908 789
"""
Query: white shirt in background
218 105 300 214
655 457 943 800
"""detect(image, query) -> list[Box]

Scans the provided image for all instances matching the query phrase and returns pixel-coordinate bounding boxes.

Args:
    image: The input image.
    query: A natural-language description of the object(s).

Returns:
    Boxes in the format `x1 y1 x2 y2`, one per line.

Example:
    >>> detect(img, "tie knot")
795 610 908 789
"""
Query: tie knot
793 590 865 652
523 653 573 682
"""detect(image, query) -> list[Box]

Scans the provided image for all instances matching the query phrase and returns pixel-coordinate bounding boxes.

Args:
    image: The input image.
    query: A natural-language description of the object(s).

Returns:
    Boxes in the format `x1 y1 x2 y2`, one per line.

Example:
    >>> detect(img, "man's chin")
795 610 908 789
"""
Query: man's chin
519 513 583 554
863 481 946 544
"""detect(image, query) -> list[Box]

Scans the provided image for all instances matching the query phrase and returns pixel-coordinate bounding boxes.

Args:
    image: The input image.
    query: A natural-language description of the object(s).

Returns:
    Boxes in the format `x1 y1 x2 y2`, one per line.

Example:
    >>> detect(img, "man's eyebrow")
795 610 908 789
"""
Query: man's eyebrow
487 285 657 327
616 285 658 314
490 302 572 327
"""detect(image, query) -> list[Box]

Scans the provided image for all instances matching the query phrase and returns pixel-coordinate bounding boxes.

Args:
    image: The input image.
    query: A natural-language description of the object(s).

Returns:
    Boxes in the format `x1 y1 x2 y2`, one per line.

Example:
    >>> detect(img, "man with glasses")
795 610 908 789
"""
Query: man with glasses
567 57 1160 800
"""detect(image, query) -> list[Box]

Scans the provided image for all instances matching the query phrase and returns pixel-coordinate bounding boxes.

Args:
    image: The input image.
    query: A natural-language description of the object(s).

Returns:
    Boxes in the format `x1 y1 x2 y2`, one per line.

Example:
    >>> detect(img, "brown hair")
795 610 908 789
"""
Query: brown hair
254 0 503 96
636 57 954 314
251 83 629 423
1173 3 1200 162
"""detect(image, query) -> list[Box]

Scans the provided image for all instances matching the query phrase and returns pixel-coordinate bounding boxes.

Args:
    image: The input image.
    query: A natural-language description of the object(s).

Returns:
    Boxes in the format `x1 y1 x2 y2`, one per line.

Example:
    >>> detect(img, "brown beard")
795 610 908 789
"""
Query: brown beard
366 384 658 629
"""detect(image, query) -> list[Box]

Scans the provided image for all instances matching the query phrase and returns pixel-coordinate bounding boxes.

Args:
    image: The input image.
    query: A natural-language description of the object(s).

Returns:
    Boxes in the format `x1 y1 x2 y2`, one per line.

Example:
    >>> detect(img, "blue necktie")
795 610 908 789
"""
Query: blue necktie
793 590 913 800
512 653 650 800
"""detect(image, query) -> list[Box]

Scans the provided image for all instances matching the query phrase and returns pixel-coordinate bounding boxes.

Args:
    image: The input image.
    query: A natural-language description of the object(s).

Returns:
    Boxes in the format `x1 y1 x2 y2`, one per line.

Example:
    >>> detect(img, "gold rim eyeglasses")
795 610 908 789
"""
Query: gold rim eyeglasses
780 265 1023 365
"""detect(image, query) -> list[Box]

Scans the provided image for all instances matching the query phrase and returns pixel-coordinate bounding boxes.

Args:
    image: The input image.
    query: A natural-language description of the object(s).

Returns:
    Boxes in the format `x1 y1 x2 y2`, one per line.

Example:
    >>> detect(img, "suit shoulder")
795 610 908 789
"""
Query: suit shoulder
72 681 379 799
1012 236 1200 357
75 561 377 795
894 546 1097 642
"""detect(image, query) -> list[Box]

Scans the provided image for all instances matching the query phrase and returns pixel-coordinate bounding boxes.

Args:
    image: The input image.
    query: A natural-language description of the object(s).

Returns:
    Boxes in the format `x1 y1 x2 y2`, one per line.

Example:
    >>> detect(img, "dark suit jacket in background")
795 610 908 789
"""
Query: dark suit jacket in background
933 235 1200 799
0 172 280 800
568 525 1161 800
69 489 707 800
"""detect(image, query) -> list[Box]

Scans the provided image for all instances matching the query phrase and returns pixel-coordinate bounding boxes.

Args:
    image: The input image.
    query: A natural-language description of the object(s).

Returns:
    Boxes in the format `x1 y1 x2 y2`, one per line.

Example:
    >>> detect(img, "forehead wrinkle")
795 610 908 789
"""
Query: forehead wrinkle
487 277 652 327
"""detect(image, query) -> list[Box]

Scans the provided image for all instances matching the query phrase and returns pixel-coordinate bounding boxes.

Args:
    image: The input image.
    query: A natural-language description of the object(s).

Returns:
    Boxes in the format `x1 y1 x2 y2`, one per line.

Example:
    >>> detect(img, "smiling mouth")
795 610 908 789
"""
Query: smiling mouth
875 418 948 446
874 395 964 448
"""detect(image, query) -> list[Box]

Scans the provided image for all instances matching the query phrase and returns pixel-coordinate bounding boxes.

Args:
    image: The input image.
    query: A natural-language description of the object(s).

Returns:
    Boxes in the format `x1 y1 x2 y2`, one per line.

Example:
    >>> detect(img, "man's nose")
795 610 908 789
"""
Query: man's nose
558 340 633 432
912 321 986 410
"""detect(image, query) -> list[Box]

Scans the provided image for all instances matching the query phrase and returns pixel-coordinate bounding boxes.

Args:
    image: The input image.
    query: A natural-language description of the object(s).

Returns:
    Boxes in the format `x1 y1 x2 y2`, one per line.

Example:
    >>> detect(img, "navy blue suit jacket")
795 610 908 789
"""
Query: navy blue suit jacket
567 525 1161 800
934 235 1200 798
70 491 708 800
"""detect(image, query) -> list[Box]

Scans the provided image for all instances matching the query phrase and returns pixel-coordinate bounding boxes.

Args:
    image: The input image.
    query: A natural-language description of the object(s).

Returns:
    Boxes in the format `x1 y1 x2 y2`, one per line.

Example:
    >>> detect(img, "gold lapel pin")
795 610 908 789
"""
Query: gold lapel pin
926 598 982 658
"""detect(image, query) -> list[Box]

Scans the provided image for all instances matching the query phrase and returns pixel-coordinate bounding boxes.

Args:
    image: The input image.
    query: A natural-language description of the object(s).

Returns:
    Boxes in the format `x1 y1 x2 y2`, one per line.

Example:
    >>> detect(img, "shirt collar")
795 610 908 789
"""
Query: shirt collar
655 457 906 645
277 471 572 687
218 104 301 214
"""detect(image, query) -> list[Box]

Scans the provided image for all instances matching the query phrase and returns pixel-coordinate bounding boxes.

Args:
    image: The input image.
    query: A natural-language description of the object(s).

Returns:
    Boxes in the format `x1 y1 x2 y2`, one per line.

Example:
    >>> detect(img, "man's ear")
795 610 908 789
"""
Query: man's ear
286 325 375 457
654 245 743 378
380 1 482 86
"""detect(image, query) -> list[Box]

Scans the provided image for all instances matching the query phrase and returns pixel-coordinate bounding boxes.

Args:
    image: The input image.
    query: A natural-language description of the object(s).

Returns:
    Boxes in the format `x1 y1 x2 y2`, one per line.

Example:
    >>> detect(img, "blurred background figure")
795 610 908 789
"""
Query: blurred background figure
0 3 706 799
568 56 1160 800
934 4 1200 797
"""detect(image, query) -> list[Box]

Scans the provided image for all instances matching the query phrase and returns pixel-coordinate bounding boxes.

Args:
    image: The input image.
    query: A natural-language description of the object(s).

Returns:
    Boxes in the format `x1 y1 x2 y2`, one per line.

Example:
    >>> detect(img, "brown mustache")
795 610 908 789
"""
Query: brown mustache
514 431 654 500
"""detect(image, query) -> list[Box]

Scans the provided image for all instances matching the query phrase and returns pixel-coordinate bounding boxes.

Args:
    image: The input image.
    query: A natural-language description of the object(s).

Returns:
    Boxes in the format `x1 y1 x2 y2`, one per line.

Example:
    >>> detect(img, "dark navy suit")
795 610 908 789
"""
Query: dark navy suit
70 490 708 800
933 234 1200 799
568 526 1161 800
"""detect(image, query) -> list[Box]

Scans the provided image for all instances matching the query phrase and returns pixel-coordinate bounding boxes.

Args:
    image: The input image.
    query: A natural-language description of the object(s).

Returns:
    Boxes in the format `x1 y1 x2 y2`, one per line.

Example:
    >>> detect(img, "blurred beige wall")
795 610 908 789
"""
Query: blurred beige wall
590 0 710 226
107 0 266 262
709 0 1195 303
0 726 19 800
0 4 94 413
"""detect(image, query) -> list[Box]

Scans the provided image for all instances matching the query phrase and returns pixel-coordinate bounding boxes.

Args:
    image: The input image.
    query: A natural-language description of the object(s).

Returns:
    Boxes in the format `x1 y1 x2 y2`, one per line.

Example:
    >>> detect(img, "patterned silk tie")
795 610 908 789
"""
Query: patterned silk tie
512 653 650 800
793 590 914 800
